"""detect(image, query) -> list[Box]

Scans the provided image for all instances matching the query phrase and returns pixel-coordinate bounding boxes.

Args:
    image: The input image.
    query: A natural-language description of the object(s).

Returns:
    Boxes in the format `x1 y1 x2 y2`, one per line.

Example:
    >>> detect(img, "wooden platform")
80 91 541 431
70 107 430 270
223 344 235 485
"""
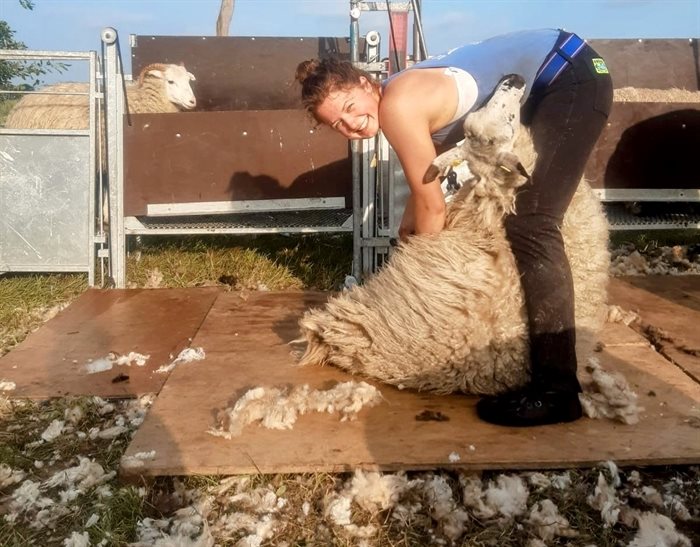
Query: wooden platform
121 284 700 477
0 287 220 398
2 278 699 475
608 276 700 382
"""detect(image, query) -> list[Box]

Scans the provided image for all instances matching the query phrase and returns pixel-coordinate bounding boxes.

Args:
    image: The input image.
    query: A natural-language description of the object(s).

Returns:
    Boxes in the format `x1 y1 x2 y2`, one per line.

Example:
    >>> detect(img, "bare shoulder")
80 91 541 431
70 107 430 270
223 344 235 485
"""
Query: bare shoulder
381 68 458 133
383 68 449 100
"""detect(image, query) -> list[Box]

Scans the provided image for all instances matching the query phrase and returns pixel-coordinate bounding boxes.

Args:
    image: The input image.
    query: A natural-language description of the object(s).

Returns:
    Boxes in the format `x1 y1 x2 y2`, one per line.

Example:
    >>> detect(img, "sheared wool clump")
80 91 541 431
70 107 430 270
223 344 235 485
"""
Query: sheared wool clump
124 393 156 427
45 457 115 496
421 474 470 540
606 305 640 326
6 479 54 520
526 499 578 542
579 357 643 424
526 471 571 491
0 463 26 488
156 347 206 374
131 496 215 547
85 351 150 374
461 473 529 521
96 425 128 439
603 460 622 488
41 419 65 442
325 494 352 526
63 531 90 547
122 450 157 469
64 405 84 425
627 511 692 547
209 381 383 439
346 469 411 513
0 379 16 391
587 472 621 527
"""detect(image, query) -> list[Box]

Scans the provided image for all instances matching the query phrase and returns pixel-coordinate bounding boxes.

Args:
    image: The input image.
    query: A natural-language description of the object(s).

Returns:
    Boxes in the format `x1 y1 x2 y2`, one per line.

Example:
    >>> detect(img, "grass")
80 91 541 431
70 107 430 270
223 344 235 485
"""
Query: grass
1 231 699 546
126 233 352 291
0 274 87 357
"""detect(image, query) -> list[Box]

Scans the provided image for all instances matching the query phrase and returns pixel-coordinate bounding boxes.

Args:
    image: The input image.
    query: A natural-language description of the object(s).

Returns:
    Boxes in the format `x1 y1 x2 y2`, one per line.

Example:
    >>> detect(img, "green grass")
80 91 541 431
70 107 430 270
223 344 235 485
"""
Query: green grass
126 233 352 291
0 273 87 357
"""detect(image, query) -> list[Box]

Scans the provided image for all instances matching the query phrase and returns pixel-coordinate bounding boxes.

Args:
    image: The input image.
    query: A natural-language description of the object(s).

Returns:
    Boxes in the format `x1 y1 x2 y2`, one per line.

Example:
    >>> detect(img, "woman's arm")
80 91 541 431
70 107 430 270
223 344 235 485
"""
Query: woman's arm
380 70 457 237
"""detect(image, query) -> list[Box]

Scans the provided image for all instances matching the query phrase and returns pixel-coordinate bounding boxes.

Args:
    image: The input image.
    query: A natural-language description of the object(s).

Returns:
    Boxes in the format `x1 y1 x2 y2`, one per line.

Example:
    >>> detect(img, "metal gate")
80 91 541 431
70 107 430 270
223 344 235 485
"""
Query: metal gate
0 50 101 285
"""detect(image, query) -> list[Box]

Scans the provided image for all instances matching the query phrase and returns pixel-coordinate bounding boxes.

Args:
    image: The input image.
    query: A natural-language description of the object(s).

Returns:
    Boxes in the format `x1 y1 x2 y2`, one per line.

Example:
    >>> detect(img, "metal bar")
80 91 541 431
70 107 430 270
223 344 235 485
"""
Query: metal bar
359 2 411 11
146 197 347 216
410 0 427 59
350 0 363 281
87 50 97 287
0 128 89 136
361 237 393 247
124 226 355 236
0 49 93 60
593 188 700 202
102 27 127 288
0 89 90 96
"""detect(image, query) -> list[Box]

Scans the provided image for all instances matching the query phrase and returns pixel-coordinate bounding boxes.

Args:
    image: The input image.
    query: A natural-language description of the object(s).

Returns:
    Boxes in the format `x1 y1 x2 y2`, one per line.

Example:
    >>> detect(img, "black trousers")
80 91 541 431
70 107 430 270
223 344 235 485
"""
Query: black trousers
505 39 613 392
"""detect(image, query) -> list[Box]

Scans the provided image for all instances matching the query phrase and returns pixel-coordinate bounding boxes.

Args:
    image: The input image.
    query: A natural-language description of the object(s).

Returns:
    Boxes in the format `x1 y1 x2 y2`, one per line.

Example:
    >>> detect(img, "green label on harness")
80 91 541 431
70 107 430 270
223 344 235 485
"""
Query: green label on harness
592 58 609 74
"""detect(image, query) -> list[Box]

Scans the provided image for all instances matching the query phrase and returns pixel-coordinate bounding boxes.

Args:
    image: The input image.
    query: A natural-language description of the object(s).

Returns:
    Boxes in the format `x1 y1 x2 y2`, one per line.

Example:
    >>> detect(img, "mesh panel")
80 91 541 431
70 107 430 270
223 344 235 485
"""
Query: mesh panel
605 202 700 230
135 209 353 231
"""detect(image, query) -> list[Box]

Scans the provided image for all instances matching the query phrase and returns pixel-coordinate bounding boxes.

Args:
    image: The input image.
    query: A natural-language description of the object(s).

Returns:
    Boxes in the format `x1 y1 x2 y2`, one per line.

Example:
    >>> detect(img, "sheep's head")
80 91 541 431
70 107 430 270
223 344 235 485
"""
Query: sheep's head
462 74 525 162
140 63 197 111
427 74 530 196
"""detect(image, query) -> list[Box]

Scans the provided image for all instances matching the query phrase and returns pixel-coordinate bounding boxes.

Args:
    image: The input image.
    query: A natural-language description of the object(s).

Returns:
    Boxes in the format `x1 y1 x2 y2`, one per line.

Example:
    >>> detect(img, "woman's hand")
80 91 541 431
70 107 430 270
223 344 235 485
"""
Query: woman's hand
399 197 416 242
398 194 446 242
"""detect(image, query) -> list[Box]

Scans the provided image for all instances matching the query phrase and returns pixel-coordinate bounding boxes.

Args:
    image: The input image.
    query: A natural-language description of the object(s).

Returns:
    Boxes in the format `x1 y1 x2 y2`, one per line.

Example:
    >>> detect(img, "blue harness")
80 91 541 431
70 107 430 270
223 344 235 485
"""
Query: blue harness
532 31 586 93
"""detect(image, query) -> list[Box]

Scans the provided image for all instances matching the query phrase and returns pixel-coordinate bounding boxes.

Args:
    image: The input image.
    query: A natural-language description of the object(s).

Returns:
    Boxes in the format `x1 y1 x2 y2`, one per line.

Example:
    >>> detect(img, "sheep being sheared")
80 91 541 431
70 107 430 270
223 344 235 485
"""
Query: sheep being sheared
3 63 196 130
296 75 610 395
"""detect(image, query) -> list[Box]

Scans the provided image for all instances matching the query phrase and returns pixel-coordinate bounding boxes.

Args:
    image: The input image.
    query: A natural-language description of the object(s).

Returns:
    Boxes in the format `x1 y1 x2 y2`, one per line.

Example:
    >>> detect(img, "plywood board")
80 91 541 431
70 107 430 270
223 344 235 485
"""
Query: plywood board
608 276 700 382
0 287 220 398
121 291 700 478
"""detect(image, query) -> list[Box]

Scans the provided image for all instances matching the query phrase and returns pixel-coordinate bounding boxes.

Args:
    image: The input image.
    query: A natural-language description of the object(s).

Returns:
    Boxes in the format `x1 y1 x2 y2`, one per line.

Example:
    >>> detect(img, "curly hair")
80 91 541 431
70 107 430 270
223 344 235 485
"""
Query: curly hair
295 58 378 120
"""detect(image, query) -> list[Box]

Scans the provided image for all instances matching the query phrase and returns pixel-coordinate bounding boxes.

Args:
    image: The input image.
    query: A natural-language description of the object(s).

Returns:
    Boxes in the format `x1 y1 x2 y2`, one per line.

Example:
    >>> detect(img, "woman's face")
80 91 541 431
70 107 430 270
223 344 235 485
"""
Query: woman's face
314 76 380 140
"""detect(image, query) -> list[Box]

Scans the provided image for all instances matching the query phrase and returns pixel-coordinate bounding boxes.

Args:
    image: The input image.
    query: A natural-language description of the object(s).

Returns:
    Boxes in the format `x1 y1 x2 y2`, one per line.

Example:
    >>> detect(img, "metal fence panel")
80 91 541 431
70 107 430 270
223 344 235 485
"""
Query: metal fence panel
0 133 91 272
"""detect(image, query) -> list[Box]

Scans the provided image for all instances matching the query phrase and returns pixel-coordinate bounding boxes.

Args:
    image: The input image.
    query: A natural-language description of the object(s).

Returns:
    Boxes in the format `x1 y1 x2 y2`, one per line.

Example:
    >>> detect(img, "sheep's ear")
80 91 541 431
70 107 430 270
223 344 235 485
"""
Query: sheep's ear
146 69 165 80
495 151 530 187
187 72 196 81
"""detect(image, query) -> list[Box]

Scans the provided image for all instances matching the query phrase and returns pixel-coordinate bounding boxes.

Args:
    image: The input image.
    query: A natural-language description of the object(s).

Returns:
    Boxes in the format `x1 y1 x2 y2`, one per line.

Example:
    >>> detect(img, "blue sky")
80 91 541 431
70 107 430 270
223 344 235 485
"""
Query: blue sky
1 0 699 80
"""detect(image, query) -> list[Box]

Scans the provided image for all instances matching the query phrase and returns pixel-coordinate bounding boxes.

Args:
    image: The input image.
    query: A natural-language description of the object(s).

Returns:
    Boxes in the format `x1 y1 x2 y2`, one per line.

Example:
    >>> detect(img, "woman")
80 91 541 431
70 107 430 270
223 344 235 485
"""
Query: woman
295 29 613 427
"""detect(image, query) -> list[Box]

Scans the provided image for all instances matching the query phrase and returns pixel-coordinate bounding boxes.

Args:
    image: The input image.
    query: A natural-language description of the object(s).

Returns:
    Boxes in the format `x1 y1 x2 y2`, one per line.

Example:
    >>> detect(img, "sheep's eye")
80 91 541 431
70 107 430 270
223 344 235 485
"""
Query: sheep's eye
167 79 175 84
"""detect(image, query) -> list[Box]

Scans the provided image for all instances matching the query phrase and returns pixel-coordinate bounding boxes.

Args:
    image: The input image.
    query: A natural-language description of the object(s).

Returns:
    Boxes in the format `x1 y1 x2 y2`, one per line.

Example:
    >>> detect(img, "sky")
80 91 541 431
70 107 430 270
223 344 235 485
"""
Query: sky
1 0 699 81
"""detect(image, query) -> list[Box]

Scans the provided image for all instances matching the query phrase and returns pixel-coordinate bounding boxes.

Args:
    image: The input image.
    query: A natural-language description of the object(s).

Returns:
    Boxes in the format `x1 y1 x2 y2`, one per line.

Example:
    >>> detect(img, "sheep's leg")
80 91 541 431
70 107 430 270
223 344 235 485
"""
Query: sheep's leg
424 146 466 183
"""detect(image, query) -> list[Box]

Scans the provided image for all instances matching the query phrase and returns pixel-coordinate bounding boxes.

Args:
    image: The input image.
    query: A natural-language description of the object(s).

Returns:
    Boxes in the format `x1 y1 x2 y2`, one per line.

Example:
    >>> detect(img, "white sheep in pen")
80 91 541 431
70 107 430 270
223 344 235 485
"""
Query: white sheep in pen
3 63 196 130
296 75 610 396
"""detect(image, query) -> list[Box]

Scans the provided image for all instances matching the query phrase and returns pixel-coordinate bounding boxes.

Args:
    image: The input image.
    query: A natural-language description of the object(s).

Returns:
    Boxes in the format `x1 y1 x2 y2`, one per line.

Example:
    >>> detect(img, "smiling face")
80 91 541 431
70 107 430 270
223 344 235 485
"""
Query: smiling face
314 76 380 140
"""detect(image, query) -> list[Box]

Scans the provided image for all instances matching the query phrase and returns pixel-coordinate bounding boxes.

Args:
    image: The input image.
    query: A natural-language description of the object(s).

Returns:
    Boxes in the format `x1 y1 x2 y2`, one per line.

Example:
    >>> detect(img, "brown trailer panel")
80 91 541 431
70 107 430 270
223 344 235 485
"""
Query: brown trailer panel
587 39 699 91
130 35 360 111
123 110 351 217
584 102 700 191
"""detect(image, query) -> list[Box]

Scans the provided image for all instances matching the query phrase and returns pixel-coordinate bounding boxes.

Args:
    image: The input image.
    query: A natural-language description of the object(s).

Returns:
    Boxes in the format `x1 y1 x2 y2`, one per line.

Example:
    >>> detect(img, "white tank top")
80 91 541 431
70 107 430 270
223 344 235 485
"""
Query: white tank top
442 66 478 126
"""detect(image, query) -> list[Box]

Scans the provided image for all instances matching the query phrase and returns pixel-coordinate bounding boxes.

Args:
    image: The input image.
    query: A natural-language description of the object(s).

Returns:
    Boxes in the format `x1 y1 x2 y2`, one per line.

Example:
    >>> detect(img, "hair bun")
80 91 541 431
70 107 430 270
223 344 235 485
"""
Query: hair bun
295 59 320 85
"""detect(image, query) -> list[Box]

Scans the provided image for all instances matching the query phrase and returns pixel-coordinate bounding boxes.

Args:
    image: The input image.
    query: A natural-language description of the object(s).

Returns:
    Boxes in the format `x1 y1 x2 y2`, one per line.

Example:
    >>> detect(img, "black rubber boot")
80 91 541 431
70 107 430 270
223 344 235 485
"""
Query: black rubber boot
476 386 583 427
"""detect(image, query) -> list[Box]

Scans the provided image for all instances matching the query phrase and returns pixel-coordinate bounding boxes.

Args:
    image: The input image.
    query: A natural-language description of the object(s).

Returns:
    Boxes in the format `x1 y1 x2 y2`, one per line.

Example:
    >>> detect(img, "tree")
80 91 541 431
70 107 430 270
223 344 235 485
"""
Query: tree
216 0 235 36
0 1 65 91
